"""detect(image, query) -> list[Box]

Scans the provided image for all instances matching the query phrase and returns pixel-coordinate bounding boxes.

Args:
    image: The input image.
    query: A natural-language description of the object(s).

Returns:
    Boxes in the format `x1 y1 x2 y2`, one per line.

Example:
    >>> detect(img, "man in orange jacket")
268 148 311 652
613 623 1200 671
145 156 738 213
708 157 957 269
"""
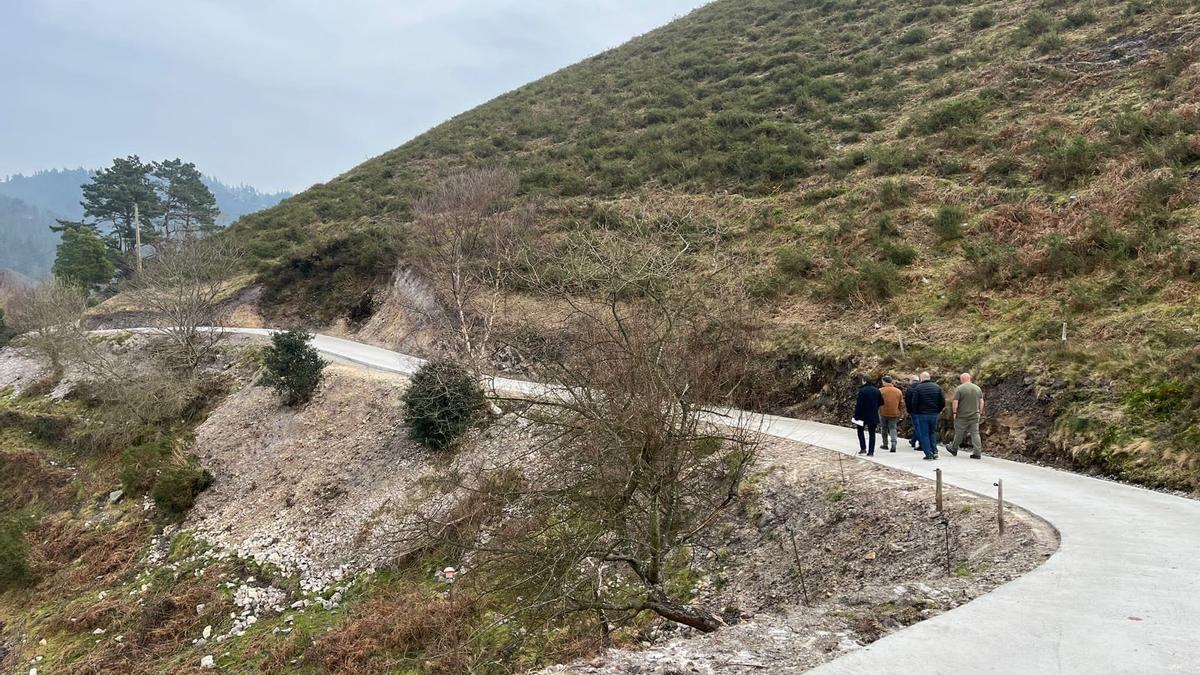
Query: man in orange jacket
879 375 904 452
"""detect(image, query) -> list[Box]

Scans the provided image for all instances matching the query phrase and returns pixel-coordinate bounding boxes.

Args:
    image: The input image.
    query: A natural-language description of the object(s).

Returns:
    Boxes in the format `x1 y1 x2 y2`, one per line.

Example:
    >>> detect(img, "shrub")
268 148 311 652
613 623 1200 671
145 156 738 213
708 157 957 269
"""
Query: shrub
1038 134 1105 187
917 97 988 134
403 360 486 450
878 180 914 208
1064 8 1099 27
961 240 1021 288
0 519 32 589
120 439 172 495
1014 10 1054 45
775 246 814 277
898 26 931 46
821 259 901 304
1036 32 1065 54
931 206 967 241
151 460 213 519
262 329 327 406
881 241 918 266
969 8 996 30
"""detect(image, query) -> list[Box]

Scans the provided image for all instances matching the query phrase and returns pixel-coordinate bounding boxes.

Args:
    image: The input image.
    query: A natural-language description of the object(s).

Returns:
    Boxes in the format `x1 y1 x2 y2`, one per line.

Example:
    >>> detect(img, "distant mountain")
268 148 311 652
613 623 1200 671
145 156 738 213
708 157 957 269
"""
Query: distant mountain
0 168 291 225
0 168 292 278
0 194 58 279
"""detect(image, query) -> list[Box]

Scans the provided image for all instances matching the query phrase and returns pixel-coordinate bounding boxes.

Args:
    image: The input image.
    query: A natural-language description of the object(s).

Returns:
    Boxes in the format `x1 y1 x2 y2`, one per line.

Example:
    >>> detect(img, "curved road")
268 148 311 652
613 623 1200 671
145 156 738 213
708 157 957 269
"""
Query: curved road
196 328 1200 673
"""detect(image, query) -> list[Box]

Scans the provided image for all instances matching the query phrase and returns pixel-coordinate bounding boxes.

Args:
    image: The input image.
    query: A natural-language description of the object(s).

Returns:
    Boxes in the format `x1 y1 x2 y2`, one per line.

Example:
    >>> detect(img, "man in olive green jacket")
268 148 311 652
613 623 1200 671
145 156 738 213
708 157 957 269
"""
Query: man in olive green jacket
948 372 984 459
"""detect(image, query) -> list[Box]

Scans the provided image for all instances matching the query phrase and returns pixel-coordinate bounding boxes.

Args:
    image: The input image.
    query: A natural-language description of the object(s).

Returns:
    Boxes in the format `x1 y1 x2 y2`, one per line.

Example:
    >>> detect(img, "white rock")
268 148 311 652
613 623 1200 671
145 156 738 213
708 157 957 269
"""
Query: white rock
196 603 206 614
200 655 215 669
92 628 106 635
203 625 213 639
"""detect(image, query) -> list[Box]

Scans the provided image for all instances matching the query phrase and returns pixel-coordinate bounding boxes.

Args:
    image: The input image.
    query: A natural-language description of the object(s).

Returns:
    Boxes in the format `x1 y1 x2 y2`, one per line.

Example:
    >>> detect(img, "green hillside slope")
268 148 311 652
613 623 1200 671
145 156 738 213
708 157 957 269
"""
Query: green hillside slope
231 0 1200 490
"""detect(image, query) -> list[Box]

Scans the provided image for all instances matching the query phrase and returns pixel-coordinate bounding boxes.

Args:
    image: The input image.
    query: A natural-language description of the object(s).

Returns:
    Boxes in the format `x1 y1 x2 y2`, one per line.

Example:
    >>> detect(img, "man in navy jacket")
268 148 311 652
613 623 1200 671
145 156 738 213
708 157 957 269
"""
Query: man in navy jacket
910 372 946 460
853 374 885 456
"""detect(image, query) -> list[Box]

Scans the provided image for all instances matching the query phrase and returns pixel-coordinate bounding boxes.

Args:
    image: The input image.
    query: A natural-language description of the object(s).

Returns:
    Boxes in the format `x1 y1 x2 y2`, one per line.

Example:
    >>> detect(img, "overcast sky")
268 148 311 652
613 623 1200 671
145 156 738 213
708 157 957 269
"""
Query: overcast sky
1 1 708 193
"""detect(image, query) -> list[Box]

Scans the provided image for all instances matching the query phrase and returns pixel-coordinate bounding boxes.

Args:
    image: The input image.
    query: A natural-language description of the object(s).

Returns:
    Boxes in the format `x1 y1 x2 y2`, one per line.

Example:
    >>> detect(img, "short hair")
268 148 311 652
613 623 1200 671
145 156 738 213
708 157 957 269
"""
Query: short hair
920 371 931 381
882 375 893 383
910 374 920 382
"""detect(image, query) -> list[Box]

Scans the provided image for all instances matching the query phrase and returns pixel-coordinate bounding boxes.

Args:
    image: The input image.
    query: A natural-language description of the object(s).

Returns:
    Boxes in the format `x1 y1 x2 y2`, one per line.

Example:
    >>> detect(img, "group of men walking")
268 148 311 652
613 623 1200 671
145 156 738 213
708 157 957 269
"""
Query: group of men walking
852 371 985 461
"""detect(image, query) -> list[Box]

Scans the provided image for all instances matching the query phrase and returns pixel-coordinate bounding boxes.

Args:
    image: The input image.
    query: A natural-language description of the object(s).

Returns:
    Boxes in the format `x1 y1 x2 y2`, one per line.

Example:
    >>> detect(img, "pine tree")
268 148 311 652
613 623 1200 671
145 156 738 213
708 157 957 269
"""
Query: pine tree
80 155 163 253
52 225 115 288
153 159 221 238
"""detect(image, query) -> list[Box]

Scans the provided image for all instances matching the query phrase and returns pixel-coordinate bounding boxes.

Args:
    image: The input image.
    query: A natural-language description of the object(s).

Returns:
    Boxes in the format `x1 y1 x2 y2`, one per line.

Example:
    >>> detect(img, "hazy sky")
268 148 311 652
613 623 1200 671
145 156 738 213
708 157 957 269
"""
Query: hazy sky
1 1 708 192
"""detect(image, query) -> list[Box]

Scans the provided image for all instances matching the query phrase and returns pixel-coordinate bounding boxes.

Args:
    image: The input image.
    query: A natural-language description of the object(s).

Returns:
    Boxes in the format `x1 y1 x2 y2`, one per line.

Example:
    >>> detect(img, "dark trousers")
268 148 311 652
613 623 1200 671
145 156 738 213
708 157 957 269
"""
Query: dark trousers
913 414 938 459
857 422 877 455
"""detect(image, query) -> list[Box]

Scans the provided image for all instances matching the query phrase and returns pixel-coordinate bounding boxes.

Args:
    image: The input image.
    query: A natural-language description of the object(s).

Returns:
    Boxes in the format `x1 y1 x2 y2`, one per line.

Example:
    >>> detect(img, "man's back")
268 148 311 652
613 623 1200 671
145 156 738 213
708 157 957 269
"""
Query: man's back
880 384 902 417
954 382 984 420
912 381 945 415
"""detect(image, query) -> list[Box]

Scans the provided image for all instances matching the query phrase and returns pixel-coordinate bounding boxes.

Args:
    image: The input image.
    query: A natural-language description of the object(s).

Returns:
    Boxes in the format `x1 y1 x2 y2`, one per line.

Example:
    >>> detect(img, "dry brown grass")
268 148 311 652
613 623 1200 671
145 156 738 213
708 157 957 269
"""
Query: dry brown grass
30 517 148 592
308 587 478 674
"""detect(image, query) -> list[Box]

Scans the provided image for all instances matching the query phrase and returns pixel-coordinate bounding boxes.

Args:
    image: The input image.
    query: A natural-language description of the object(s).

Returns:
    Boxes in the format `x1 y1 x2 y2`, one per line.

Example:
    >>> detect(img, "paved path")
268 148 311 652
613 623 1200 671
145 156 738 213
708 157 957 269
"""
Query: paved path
162 328 1200 673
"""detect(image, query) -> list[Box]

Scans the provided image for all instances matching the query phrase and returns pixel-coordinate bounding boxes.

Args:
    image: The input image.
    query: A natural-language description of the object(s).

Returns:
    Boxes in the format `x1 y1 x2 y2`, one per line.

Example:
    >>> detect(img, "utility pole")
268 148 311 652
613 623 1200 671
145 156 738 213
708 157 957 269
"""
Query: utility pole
134 202 143 275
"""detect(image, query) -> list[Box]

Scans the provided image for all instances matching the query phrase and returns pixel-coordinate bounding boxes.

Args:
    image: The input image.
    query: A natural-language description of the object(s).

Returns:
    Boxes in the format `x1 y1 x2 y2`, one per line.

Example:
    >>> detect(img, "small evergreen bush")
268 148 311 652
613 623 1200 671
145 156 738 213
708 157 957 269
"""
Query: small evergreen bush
969 8 996 30
403 360 486 450
0 519 32 590
152 459 214 519
775 246 815 277
263 329 327 406
932 206 967 241
1039 134 1106 187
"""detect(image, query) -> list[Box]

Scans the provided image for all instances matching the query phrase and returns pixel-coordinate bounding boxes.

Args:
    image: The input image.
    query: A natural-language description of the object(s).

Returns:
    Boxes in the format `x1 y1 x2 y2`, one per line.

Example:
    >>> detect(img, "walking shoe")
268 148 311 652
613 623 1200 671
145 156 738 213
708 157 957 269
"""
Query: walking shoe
858 449 867 455
889 448 896 453
970 453 982 459
867 452 874 457
947 447 959 457
922 456 935 461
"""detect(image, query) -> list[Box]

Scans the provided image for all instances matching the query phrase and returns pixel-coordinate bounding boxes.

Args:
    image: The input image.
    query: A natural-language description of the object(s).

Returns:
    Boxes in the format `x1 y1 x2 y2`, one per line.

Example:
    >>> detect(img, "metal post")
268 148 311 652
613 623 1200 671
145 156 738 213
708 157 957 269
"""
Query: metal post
788 527 811 606
995 479 1005 535
935 468 943 513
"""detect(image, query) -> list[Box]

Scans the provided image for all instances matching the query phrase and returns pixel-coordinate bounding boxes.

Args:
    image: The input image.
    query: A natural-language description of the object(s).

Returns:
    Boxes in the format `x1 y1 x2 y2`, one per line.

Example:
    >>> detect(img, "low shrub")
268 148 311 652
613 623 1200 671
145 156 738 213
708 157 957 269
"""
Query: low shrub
898 26 931 46
403 360 487 450
880 241 918 267
931 206 967 241
151 459 213 519
775 246 815 278
969 8 996 30
960 240 1022 288
262 329 327 406
821 259 901 305
917 97 988 134
877 180 915 208
0 518 33 589
120 439 173 496
1013 10 1054 46
1038 134 1106 188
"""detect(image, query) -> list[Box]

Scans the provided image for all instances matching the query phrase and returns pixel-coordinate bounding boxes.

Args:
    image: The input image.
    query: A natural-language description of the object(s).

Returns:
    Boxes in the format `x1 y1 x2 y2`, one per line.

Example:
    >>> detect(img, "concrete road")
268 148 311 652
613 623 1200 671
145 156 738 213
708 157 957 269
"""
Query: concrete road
151 328 1200 674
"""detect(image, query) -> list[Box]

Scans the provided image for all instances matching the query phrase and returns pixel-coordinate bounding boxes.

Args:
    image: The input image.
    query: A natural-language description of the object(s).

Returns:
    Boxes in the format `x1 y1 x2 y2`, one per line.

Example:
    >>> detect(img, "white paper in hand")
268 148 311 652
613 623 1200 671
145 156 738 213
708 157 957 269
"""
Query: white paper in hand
852 418 864 427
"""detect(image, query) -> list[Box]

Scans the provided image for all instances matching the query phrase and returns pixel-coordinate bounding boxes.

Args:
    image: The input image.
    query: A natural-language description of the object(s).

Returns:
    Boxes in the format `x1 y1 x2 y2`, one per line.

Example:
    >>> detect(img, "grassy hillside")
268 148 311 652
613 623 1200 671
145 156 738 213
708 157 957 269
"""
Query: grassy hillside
231 0 1200 491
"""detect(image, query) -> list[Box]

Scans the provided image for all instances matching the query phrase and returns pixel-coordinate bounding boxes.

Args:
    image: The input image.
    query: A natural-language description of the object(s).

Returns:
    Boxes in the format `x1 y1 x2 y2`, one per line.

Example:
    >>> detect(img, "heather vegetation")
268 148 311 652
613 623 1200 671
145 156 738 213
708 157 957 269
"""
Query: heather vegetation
228 0 1199 489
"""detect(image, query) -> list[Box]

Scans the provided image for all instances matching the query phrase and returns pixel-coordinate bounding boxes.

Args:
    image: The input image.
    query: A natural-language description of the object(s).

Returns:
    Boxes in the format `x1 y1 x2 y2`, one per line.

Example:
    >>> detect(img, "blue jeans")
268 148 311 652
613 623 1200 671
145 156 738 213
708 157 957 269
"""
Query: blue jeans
913 414 938 459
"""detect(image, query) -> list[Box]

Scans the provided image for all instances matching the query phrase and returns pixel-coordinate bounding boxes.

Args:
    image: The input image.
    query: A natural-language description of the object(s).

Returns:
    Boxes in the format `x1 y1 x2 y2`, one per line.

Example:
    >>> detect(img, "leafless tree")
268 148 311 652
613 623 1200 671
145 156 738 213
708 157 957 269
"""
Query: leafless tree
403 167 528 371
412 209 760 639
127 237 242 372
6 277 91 376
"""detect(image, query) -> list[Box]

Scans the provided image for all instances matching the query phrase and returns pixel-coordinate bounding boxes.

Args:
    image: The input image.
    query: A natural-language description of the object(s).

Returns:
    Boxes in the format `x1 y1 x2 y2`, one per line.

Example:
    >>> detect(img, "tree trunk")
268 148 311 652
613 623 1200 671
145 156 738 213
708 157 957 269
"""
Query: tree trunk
643 598 724 633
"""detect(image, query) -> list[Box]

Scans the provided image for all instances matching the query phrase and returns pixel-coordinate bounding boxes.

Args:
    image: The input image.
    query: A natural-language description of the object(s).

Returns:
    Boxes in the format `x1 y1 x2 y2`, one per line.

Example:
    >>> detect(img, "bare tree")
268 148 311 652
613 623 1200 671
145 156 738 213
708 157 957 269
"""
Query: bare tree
6 278 91 376
127 237 242 372
418 210 759 638
404 167 527 371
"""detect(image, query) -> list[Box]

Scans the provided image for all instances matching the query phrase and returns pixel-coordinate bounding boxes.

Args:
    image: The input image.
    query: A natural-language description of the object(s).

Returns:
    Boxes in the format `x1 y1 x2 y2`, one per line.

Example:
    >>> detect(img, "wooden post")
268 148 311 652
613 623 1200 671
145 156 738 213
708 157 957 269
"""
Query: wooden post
133 202 143 275
935 468 943 513
1061 322 1067 344
996 479 1005 535
837 451 847 485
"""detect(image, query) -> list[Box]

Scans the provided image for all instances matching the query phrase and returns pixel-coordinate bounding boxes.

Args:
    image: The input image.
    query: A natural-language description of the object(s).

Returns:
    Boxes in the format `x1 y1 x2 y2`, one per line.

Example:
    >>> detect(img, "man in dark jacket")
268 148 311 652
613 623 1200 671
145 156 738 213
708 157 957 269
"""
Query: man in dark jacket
910 372 946 461
904 374 921 451
853 374 885 456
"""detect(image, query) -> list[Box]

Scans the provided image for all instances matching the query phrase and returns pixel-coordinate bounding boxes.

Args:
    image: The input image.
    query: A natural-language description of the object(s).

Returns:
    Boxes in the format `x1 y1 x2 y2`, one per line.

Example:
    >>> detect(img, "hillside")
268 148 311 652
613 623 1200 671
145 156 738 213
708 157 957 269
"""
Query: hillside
230 0 1200 490
0 195 58 278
